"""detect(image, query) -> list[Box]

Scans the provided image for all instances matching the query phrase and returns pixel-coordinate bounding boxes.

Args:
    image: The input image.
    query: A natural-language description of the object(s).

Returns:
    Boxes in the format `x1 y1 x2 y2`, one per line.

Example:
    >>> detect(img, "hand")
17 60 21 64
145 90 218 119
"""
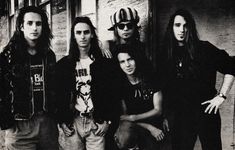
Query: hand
101 49 112 58
162 118 170 132
201 95 225 114
149 127 165 141
60 123 75 137
120 115 136 122
93 121 109 136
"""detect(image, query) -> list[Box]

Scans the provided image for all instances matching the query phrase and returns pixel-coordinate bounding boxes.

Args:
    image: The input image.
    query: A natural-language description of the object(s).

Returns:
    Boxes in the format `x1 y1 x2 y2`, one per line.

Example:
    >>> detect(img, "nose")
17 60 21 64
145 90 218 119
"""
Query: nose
32 23 37 30
179 25 185 33
123 25 128 31
124 61 130 67
81 33 85 38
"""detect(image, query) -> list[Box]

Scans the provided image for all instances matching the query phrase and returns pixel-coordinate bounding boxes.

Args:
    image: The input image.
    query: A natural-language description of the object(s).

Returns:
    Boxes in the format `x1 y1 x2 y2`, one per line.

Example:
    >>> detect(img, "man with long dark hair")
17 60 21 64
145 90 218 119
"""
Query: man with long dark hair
158 9 235 150
55 16 121 150
0 6 58 150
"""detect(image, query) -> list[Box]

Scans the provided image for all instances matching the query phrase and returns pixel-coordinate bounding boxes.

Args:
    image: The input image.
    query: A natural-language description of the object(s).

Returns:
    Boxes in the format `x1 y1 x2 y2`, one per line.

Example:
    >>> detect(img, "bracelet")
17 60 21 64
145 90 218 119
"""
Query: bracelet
218 93 227 100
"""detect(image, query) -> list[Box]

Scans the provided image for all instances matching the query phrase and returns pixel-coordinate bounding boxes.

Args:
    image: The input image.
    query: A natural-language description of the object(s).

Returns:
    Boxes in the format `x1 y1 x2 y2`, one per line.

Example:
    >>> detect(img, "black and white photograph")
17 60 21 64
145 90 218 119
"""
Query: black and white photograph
0 0 235 150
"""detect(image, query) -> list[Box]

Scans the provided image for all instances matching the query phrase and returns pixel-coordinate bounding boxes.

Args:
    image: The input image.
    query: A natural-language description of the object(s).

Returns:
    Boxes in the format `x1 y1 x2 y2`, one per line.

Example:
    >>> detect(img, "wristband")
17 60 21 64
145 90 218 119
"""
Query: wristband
218 93 227 100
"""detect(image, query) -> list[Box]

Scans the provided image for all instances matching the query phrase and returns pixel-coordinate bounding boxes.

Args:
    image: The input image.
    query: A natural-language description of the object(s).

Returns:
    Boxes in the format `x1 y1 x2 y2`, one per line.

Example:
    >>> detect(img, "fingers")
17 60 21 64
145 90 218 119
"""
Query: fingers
203 100 220 114
214 106 219 114
163 119 170 132
153 131 165 141
201 100 210 105
94 122 109 136
105 51 113 58
157 132 165 141
61 124 75 137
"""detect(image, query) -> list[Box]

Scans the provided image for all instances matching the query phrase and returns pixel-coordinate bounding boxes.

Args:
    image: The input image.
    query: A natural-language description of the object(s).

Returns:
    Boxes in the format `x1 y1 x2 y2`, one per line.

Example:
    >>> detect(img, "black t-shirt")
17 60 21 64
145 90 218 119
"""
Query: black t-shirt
122 79 162 127
30 54 44 113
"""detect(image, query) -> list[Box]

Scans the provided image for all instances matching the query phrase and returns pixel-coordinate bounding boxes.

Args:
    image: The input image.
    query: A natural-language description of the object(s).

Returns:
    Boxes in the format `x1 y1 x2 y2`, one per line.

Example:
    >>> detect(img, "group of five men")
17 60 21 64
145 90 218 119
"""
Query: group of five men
0 5 234 150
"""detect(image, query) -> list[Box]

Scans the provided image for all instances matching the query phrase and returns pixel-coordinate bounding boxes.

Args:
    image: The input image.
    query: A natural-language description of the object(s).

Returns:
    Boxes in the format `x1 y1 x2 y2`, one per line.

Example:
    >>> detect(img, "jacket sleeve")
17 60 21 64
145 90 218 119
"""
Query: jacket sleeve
0 52 15 130
205 41 235 76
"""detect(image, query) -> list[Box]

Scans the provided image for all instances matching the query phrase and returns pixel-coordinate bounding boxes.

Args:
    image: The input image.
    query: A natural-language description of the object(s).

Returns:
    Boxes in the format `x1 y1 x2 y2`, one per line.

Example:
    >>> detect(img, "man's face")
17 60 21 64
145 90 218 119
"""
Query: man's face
21 12 42 42
74 23 93 48
116 21 135 41
118 53 136 76
173 15 188 42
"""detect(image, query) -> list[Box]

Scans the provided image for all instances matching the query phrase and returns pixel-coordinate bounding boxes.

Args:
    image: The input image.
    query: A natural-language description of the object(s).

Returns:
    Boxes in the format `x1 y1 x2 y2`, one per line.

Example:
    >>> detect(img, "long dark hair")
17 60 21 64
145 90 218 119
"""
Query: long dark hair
114 44 151 81
163 9 200 60
12 6 52 50
3 6 52 63
68 16 102 61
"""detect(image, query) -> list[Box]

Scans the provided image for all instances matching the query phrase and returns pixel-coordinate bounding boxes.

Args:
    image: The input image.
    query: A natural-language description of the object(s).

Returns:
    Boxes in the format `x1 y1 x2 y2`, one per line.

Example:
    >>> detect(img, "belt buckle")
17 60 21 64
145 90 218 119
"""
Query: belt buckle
80 112 92 118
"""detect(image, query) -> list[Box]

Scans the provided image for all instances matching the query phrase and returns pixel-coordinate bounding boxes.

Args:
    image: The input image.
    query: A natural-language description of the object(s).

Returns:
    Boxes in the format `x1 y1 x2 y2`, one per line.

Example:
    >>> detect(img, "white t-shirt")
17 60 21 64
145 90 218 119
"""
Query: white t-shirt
75 57 94 113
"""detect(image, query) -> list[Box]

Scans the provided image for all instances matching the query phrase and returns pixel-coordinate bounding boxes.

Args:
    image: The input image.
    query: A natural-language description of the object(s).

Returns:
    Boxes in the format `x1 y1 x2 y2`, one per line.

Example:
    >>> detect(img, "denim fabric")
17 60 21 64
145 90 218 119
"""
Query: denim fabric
59 115 105 150
5 113 59 150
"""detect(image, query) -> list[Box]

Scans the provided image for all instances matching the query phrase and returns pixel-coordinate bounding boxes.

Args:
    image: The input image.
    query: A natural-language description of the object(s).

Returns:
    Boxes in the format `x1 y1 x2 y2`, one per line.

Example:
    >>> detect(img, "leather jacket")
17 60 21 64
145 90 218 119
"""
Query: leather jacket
55 56 122 126
0 42 56 129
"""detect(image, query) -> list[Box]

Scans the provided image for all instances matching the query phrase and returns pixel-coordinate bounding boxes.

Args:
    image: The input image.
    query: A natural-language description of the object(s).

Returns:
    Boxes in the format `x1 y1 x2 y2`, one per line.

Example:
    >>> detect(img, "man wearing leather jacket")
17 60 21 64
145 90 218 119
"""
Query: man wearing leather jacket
0 6 58 150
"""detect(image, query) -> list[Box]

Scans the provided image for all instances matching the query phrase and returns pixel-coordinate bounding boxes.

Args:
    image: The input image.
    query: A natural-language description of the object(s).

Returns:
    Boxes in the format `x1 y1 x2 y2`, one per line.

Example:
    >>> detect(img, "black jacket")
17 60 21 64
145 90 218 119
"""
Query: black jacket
55 56 121 125
0 42 56 130
158 41 235 112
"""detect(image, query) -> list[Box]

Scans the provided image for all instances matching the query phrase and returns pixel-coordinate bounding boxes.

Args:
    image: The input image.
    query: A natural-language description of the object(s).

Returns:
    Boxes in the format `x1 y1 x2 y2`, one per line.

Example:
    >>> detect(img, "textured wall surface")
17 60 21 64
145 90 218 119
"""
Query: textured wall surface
0 16 8 52
51 10 67 61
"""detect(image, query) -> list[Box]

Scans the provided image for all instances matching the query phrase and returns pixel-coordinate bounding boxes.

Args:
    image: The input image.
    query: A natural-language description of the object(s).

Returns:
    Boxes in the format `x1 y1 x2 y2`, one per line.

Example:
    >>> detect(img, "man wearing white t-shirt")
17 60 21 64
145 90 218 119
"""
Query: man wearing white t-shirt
55 16 121 150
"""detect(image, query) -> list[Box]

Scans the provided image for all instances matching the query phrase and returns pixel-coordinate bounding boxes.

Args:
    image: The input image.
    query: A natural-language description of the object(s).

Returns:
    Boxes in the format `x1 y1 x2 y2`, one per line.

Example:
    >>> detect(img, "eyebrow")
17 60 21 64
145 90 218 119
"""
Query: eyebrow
75 30 90 33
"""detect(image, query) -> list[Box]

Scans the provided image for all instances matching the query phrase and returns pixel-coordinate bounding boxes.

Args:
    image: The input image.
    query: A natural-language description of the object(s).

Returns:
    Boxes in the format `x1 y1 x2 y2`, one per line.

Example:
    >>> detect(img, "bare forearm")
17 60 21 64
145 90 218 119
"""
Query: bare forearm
219 74 235 96
134 109 161 121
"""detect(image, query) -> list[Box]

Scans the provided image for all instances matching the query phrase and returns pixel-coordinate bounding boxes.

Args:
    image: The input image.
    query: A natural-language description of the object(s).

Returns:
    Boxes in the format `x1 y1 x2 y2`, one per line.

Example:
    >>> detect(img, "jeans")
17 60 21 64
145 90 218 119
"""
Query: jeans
59 115 105 150
5 113 59 150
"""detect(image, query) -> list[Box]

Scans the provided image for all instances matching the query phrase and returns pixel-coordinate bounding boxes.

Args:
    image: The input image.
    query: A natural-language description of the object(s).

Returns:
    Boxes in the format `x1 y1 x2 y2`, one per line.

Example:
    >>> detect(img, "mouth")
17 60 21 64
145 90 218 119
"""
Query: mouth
31 33 38 36
178 34 185 38
123 33 130 36
126 69 133 72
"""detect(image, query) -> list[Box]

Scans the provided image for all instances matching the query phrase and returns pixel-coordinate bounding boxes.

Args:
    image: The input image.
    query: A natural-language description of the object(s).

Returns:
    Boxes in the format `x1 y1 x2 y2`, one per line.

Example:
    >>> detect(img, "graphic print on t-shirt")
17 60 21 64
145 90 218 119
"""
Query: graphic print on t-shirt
75 57 94 113
30 60 45 112
30 64 44 92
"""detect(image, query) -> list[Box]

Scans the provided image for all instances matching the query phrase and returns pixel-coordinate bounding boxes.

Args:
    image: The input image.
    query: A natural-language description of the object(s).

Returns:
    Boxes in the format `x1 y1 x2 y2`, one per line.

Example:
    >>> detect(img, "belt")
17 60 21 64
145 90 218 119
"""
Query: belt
76 111 93 118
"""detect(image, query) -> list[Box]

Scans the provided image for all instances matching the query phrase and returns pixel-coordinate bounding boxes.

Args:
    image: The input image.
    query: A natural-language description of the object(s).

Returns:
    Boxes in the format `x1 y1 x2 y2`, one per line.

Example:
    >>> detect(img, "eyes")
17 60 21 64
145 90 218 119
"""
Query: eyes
26 21 42 26
75 30 91 35
119 58 134 64
174 23 187 28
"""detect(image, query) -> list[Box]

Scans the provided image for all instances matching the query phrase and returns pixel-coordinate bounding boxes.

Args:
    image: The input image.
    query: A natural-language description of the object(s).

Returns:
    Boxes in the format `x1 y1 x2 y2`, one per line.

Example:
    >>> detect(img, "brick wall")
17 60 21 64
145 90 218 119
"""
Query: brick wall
51 10 67 61
0 16 8 52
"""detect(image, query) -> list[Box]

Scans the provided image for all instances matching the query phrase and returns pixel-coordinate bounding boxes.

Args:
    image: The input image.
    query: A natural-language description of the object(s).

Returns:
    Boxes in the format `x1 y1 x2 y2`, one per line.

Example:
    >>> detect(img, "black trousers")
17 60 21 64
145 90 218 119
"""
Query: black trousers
169 107 222 150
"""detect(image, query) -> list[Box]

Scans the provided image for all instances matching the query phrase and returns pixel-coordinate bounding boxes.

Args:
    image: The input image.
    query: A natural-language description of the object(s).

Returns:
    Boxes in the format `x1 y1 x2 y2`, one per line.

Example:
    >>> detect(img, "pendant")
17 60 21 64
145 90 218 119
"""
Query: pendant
179 61 182 67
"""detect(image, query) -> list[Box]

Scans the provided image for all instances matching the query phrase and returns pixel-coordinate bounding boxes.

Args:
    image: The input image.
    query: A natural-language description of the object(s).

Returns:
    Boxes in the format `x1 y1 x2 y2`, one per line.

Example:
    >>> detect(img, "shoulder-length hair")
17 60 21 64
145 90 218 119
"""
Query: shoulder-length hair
14 6 52 51
114 44 149 80
3 6 52 62
163 9 200 60
68 16 102 61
